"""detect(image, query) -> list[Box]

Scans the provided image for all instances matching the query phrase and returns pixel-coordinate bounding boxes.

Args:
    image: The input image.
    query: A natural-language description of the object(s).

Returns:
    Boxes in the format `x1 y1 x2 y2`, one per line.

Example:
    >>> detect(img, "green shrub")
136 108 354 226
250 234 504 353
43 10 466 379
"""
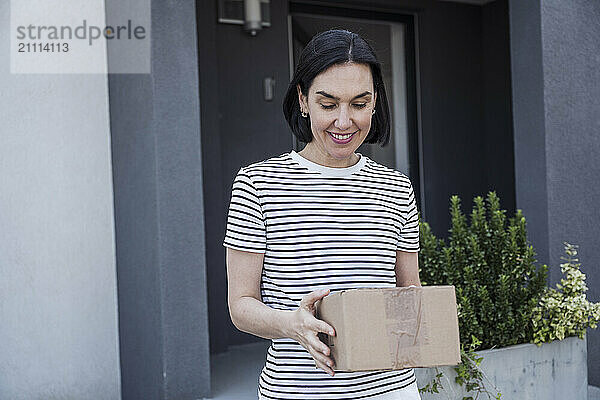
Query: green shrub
418 192 600 399
419 191 548 350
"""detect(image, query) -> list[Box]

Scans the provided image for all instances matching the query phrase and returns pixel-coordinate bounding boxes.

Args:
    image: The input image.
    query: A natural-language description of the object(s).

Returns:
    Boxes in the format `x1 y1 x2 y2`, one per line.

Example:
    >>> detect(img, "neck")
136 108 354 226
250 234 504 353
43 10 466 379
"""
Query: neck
298 144 359 168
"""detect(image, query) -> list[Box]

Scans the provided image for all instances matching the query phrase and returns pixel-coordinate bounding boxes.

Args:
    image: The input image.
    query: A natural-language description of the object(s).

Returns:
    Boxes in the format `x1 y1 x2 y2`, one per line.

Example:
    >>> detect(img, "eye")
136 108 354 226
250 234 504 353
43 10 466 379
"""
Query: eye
320 103 336 110
353 103 367 109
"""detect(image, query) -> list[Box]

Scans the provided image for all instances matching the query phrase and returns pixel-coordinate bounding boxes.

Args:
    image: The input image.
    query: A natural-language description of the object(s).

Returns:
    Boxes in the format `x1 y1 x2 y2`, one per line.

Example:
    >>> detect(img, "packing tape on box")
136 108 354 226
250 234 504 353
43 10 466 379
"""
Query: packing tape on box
384 287 430 368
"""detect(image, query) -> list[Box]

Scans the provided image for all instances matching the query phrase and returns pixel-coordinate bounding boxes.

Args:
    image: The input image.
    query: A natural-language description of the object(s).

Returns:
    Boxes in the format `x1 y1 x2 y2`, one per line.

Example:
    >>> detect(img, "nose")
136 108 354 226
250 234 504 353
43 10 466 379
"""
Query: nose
334 105 353 131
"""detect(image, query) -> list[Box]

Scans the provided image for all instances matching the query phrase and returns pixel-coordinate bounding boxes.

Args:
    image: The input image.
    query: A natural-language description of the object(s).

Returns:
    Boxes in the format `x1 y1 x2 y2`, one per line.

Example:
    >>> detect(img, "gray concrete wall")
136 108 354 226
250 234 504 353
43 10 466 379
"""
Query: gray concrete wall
108 0 211 398
541 0 600 385
0 1 121 399
416 336 588 400
509 0 600 385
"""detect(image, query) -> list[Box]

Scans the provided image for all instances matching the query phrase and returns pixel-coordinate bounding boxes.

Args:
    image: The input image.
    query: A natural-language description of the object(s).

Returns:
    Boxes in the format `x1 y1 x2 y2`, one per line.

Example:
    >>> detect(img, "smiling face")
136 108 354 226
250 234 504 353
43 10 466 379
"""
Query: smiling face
297 62 377 167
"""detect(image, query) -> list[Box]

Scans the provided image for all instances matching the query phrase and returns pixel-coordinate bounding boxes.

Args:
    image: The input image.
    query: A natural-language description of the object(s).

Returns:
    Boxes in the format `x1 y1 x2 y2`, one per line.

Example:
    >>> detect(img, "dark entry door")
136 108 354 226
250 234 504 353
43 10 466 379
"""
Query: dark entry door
207 1 293 353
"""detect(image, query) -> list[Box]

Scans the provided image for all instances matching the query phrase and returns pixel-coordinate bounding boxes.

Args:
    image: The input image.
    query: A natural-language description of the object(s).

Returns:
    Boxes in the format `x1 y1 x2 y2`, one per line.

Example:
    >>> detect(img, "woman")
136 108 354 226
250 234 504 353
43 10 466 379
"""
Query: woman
223 29 422 400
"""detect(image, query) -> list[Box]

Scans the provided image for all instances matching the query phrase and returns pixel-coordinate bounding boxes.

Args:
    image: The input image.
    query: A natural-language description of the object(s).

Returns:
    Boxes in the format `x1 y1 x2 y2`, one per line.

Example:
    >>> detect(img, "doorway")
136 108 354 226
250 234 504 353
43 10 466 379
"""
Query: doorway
208 3 423 398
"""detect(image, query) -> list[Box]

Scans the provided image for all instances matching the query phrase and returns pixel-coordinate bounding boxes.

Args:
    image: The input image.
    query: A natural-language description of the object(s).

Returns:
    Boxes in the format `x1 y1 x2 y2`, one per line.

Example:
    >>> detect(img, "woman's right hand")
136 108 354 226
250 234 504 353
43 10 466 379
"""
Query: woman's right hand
288 288 337 376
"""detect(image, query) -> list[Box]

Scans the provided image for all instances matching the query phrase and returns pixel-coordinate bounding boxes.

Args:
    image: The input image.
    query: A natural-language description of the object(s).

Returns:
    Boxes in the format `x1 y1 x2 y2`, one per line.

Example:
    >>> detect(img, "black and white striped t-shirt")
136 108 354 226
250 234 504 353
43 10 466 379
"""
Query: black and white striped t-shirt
223 150 420 400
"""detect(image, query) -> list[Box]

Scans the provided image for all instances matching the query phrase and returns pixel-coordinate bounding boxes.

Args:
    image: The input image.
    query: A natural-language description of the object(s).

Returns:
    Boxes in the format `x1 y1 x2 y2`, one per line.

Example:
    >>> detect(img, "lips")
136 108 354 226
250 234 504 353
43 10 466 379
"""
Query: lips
327 130 357 143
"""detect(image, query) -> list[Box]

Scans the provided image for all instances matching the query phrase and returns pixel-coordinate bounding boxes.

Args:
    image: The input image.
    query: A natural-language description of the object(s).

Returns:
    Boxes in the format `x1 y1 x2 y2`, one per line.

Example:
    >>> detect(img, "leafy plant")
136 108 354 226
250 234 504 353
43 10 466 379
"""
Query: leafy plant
419 192 548 350
531 242 600 344
417 191 548 399
417 192 599 399
418 369 444 396
453 336 501 400
418 338 502 400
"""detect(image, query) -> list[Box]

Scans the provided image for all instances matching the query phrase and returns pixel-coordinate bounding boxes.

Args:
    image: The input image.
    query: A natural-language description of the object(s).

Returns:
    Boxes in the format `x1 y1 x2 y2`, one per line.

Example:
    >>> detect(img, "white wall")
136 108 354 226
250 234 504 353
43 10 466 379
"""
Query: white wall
0 1 121 399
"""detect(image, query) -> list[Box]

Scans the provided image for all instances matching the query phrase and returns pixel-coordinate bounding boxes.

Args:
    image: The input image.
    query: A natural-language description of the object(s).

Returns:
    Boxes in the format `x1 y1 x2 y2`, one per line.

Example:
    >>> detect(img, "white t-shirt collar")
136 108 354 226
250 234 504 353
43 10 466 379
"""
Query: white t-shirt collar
290 149 367 177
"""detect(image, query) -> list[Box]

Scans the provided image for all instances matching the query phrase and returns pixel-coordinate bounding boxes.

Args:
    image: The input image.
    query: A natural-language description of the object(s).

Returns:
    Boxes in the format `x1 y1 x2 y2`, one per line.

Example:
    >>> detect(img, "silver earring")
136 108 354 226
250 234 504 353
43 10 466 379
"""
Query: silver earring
371 108 376 115
301 109 308 118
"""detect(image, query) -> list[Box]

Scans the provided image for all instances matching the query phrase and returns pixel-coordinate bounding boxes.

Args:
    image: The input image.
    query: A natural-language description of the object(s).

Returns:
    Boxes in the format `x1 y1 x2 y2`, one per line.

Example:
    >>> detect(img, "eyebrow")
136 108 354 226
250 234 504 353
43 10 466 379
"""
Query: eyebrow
315 90 372 101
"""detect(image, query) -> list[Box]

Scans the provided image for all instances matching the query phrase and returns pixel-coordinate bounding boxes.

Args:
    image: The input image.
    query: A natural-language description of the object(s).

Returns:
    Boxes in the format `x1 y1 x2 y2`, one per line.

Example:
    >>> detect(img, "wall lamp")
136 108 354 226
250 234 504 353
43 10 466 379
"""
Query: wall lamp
244 0 261 36
218 0 271 37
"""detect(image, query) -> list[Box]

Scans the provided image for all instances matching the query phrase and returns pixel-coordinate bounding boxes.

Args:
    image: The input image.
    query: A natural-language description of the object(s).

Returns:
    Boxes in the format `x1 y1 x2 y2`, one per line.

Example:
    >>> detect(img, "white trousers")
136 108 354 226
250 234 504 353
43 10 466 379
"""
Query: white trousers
367 380 421 399
258 380 421 400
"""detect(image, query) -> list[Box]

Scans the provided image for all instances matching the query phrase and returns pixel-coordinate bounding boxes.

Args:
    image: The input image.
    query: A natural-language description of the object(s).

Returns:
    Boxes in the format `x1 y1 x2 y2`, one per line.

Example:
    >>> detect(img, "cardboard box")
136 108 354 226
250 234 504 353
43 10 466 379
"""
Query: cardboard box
315 286 461 371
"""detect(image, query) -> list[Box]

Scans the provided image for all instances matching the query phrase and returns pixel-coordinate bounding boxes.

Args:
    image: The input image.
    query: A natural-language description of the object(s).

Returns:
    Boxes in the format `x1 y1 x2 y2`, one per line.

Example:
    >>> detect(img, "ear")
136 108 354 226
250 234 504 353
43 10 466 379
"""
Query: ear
296 84 307 113
373 90 377 111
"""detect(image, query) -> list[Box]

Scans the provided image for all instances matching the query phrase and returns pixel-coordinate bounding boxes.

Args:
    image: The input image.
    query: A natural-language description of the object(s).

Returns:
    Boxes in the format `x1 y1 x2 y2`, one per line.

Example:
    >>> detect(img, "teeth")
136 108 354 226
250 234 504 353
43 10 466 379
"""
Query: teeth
330 132 353 140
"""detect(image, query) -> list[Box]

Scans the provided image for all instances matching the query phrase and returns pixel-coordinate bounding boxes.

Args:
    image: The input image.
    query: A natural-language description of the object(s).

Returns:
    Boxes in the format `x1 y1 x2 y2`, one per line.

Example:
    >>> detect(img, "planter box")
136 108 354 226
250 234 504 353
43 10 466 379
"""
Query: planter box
415 336 587 400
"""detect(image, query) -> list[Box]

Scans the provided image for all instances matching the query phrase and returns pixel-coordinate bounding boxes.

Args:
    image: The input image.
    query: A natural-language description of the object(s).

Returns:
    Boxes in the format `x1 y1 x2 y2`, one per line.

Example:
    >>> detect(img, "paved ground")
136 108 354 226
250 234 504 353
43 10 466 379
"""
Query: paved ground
590 385 600 400
208 341 269 400
206 341 600 400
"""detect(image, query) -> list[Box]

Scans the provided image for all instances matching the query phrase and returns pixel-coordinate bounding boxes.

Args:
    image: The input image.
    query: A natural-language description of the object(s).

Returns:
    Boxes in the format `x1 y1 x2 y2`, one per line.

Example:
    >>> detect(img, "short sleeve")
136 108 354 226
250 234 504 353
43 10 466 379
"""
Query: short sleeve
396 179 420 252
222 167 267 253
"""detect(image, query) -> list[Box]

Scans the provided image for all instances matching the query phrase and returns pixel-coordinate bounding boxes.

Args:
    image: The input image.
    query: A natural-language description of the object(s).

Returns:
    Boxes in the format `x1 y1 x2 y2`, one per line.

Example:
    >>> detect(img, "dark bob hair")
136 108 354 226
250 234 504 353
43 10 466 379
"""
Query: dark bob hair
283 29 391 146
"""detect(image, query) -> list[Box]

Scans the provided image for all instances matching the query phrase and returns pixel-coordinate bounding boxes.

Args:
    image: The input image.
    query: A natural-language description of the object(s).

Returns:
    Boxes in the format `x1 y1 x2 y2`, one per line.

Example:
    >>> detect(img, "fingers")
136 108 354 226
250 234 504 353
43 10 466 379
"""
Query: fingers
308 331 331 356
300 288 330 309
295 328 336 376
307 339 335 376
298 311 336 342
316 320 335 337
307 333 335 375
311 345 333 366
313 353 335 376
293 289 337 376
